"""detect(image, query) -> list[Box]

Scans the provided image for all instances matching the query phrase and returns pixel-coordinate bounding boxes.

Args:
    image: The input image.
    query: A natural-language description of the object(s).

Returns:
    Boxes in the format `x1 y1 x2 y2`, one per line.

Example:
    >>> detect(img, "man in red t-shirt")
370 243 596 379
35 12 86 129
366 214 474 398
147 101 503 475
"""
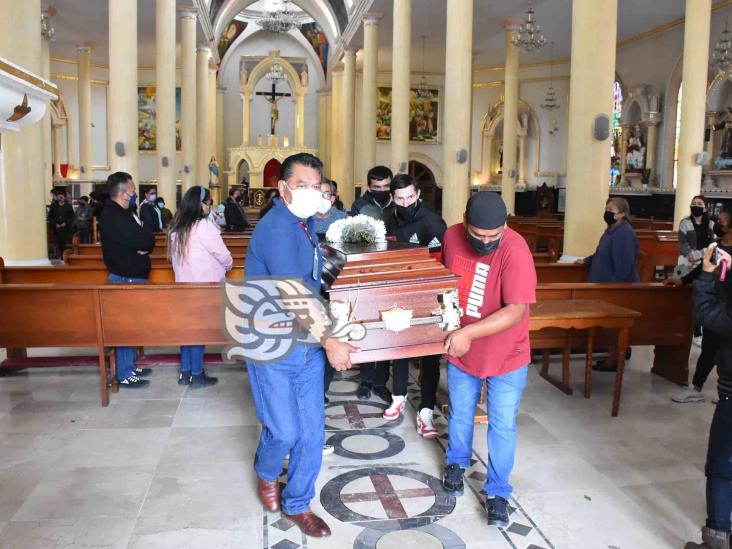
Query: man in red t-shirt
441 191 536 528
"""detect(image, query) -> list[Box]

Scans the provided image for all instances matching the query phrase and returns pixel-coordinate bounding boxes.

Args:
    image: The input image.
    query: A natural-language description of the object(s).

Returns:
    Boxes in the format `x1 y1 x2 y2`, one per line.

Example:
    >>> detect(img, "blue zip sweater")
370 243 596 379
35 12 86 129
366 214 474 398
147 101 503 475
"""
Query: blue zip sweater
586 220 640 283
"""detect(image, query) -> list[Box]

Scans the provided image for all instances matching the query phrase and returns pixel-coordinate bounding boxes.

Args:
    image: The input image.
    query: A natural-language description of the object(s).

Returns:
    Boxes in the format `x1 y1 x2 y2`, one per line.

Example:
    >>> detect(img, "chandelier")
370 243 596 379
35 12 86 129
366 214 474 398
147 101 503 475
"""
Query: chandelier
541 42 560 110
416 36 430 100
512 4 546 53
713 18 732 72
266 63 285 82
258 0 303 34
41 11 55 41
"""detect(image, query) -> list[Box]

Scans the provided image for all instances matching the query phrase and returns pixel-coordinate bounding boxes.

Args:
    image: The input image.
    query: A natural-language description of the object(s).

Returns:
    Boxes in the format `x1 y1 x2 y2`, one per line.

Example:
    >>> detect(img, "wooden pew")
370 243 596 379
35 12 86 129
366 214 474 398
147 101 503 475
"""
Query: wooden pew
64 253 247 268
74 240 250 257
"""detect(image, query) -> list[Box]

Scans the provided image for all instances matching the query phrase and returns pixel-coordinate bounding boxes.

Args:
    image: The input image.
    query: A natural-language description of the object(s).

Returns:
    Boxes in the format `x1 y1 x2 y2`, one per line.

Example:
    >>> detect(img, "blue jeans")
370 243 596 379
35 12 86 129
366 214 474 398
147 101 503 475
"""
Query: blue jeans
107 274 148 381
706 394 732 533
180 345 205 375
248 345 326 515
446 363 528 500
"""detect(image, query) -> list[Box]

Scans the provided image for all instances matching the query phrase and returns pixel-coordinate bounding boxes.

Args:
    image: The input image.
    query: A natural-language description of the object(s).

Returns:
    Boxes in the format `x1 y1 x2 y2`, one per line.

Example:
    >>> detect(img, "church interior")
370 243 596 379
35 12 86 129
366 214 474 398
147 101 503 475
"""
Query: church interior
1 0 732 547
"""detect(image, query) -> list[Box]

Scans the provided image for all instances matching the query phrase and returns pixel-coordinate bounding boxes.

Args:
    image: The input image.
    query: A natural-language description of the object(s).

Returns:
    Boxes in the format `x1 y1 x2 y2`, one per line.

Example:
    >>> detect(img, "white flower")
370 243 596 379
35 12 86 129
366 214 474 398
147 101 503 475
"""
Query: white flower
325 215 387 244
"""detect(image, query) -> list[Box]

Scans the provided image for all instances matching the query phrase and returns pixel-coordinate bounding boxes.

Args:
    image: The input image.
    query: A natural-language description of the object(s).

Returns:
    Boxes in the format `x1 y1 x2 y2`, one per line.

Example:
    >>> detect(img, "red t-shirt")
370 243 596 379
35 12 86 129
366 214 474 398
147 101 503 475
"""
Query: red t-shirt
442 224 537 378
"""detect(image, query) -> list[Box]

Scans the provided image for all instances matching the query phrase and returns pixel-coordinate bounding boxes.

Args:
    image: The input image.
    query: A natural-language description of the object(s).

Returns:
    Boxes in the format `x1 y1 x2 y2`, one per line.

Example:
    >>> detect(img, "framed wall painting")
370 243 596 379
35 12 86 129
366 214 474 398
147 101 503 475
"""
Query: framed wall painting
138 86 182 152
376 86 441 144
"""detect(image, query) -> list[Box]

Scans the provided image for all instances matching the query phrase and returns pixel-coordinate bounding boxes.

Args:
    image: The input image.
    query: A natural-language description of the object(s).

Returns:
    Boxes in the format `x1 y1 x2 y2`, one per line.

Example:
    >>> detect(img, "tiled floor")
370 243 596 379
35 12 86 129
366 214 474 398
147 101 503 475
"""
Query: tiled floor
0 345 715 548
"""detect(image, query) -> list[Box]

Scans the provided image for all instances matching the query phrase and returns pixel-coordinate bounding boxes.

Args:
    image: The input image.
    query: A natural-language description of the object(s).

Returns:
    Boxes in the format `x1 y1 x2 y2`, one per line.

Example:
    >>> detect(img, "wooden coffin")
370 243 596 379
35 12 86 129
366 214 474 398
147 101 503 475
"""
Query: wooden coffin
322 241 461 363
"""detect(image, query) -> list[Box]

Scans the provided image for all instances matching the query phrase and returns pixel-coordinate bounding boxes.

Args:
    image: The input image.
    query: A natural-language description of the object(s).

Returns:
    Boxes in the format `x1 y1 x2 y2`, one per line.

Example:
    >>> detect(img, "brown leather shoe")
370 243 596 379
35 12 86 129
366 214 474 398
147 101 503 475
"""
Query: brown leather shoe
283 511 332 537
257 478 280 512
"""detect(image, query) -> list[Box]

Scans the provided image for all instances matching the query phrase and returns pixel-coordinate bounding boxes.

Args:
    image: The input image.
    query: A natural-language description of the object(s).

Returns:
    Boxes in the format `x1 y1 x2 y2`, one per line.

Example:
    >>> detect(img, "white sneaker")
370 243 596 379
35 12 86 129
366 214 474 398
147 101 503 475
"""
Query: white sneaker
322 444 334 456
383 395 406 421
671 387 705 403
693 336 703 347
416 408 439 438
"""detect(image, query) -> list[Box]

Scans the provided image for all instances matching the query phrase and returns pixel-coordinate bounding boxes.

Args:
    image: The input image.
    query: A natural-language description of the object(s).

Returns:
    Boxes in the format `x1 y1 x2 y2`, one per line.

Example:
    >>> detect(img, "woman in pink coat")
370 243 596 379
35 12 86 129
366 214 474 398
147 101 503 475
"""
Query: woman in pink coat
168 186 233 387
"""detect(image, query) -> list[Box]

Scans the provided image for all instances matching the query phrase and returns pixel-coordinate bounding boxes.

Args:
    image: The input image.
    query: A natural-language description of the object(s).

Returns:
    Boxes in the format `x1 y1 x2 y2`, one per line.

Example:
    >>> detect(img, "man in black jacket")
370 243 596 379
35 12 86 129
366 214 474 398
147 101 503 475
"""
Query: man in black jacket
224 187 250 231
351 165 394 219
47 190 75 259
687 243 732 549
100 172 155 388
380 174 447 437
139 186 164 231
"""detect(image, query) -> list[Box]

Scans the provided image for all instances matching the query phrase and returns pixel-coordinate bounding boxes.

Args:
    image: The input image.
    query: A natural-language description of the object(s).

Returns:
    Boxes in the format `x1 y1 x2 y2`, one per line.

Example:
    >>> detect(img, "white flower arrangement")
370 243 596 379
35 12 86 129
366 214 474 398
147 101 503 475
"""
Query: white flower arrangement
325 214 387 244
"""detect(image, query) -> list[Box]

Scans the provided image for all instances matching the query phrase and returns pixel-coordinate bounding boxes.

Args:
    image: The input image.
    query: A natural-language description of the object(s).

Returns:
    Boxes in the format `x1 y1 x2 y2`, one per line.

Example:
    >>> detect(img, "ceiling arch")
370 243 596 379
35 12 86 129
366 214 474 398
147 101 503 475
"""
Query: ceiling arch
213 0 340 47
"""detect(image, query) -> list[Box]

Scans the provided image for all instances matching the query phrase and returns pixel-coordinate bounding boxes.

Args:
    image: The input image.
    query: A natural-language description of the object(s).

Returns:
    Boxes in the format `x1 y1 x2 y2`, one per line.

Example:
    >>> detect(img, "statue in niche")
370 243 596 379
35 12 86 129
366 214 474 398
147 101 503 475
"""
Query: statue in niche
239 59 250 88
625 124 646 171
208 156 220 187
300 64 309 87
714 107 732 169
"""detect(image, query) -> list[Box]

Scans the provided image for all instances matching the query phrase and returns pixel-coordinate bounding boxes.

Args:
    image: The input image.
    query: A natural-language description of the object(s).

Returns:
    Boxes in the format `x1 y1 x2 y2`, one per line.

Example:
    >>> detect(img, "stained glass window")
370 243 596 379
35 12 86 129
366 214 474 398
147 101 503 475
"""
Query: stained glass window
610 81 623 185
673 83 683 188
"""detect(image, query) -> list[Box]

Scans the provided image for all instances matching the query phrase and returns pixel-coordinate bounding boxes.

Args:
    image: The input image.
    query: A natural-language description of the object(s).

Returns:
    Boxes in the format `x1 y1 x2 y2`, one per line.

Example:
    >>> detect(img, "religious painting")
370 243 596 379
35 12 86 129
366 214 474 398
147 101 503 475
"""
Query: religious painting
300 22 328 75
137 86 182 152
376 86 440 144
218 20 247 60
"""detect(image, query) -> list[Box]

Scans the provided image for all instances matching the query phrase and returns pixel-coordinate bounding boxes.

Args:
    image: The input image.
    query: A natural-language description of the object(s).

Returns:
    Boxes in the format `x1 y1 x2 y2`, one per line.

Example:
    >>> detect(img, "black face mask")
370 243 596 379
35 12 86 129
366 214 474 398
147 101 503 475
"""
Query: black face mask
468 234 500 256
691 206 705 218
714 223 726 238
396 202 418 221
370 190 391 206
604 211 617 225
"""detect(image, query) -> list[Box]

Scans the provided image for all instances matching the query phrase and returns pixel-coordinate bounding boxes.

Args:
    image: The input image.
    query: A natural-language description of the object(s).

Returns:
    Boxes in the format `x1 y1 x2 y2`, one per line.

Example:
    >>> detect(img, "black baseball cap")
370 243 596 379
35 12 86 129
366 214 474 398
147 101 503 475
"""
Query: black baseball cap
466 191 508 230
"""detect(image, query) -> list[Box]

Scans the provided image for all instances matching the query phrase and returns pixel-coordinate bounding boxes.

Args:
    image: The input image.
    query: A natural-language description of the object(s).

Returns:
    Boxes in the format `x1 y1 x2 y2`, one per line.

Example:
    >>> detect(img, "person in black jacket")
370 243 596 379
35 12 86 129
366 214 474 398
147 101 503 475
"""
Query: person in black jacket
351 165 394 218
686 243 732 549
139 186 164 231
47 190 75 259
100 172 155 388
380 174 447 437
224 187 250 231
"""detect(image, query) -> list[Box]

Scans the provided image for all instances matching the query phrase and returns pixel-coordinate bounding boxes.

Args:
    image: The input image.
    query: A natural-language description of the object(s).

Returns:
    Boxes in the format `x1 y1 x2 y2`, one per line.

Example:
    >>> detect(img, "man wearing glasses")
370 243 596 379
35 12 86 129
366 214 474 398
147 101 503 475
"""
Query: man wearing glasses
312 178 347 238
245 153 357 539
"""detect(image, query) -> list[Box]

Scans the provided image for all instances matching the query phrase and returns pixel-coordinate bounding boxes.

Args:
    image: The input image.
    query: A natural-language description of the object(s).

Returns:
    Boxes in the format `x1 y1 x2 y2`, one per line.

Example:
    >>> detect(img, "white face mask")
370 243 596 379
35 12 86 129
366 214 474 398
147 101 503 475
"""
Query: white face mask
316 197 331 215
285 188 322 219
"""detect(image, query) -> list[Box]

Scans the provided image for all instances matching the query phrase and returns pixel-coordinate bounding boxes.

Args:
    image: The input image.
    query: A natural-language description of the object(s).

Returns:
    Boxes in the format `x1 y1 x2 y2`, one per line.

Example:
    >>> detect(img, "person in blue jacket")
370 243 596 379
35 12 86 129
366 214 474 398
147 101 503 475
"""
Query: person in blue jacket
577 196 639 283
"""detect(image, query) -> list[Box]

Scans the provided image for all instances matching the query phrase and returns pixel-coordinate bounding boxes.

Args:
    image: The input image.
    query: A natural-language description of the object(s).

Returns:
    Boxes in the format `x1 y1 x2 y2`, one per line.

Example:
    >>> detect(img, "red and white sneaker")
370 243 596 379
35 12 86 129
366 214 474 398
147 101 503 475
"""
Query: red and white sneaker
383 395 406 421
416 408 439 438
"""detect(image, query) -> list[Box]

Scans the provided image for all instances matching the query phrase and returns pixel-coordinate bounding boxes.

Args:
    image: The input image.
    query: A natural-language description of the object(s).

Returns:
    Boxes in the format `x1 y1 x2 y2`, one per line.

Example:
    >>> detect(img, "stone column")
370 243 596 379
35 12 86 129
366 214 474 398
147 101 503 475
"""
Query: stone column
562 0 618 259
240 90 251 146
77 46 93 193
391 0 411 174
208 64 217 158
108 0 138 175
156 0 176 211
180 10 197 192
645 122 658 179
295 92 306 147
441 0 474 225
52 123 64 181
361 14 381 171
501 23 520 215
330 70 344 197
674 0 712 227
317 89 331 172
41 7 53 195
0 0 49 264
217 86 226 196
196 46 211 188
619 124 630 178
342 49 357 206
704 112 717 181
517 130 527 188
482 134 494 183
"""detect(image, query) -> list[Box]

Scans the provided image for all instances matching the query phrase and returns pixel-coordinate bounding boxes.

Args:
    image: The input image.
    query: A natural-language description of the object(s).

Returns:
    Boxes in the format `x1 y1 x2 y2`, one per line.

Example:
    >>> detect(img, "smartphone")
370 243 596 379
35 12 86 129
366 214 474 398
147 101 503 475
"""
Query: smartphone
712 246 719 265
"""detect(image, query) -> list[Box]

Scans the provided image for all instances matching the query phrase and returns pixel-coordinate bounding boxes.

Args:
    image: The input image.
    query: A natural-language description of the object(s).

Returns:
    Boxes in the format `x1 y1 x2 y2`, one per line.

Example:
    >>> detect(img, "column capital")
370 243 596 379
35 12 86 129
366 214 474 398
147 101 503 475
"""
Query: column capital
76 44 93 53
317 88 332 96
363 13 383 26
196 44 210 54
179 8 198 20
217 86 227 93
343 48 357 58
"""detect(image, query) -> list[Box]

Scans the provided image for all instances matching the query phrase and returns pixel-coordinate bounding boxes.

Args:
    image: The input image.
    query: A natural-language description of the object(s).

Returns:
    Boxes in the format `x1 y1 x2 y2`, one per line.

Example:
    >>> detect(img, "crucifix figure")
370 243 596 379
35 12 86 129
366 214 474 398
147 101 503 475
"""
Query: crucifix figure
256 82 292 135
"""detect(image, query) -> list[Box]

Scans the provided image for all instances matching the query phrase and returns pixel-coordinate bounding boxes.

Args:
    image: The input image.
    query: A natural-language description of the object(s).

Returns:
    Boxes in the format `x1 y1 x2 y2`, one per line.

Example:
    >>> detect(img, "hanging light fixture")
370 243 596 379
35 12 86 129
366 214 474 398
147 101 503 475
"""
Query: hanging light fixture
266 63 285 82
713 17 732 73
41 10 55 41
512 3 547 53
541 42 560 111
416 35 430 99
258 0 303 34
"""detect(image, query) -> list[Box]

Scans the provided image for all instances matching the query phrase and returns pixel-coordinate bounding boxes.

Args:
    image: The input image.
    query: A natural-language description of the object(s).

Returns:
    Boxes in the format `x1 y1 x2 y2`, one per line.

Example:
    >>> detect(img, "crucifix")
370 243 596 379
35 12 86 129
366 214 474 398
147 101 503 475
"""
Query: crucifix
256 82 291 135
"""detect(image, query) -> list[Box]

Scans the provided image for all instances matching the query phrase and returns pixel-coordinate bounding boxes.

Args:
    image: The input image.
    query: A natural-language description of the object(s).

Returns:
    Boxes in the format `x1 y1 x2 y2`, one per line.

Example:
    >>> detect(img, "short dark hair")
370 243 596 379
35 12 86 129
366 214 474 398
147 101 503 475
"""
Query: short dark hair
79 195 89 202
229 187 240 197
280 153 323 182
390 173 419 193
321 178 335 193
107 171 133 198
367 165 393 187
145 187 157 196
607 196 630 218
692 194 707 206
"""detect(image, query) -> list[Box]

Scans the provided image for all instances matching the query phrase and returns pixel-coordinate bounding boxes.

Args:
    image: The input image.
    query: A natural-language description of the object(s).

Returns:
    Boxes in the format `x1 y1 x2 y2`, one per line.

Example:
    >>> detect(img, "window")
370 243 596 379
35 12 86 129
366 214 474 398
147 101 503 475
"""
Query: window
610 80 623 185
673 83 683 188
